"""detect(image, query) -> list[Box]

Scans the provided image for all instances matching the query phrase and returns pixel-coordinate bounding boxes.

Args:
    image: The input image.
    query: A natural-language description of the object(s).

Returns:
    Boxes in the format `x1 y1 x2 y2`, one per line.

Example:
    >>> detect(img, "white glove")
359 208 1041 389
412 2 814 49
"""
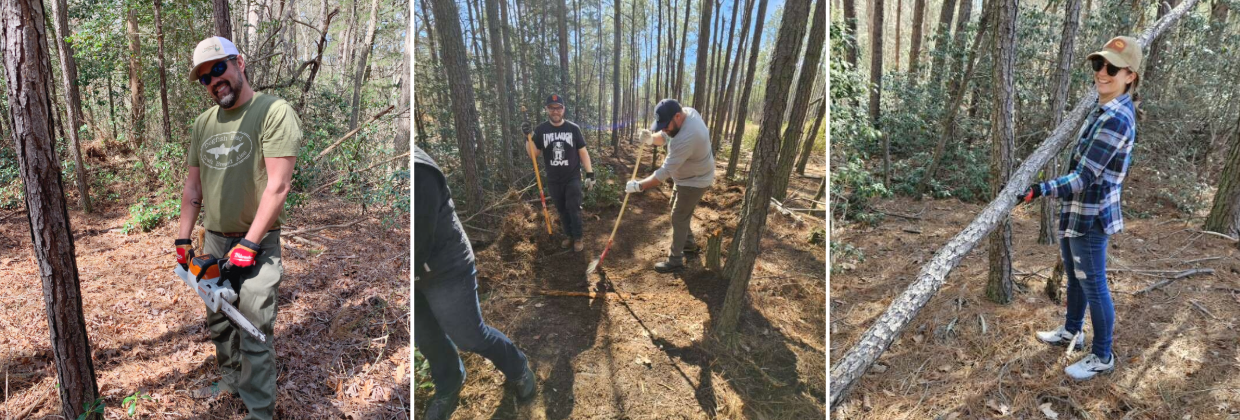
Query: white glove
639 129 653 145
583 175 596 191
625 180 643 194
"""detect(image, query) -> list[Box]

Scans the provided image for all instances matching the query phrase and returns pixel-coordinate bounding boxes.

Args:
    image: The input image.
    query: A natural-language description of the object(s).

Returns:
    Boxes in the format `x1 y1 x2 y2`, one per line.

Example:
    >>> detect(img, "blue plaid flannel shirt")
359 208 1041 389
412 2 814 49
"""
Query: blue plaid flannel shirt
1036 93 1136 238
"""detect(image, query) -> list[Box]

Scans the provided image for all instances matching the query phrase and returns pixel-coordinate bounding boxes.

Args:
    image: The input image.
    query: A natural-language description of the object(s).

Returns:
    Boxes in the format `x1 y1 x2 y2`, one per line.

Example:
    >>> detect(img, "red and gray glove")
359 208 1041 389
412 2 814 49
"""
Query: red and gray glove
226 239 261 268
175 239 194 269
1017 185 1043 204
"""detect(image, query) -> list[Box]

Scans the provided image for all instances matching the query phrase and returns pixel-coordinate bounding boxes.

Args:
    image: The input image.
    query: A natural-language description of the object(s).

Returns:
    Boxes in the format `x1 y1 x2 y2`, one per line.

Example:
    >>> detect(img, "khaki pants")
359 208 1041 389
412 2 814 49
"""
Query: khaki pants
668 185 707 259
204 231 281 420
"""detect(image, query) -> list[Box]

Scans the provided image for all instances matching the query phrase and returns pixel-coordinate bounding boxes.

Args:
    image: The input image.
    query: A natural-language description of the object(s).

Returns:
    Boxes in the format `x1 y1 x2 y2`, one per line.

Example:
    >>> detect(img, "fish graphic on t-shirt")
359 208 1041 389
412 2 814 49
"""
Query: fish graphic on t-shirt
206 143 242 159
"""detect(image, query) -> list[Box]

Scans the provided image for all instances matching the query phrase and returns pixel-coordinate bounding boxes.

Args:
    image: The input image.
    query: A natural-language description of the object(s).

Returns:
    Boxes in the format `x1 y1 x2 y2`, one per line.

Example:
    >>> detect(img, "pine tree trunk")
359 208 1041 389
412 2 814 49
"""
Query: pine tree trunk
300 3 335 109
1204 113 1240 238
349 0 380 130
675 0 692 98
1 1 101 416
692 0 713 108
485 0 518 183
48 0 92 213
929 0 957 86
945 0 973 95
706 230 722 271
558 0 570 91
611 0 621 154
1142 0 1179 103
895 0 903 72
843 0 858 68
429 0 486 213
1212 0 1230 24
795 91 826 175
715 0 811 339
396 23 410 171
153 0 173 148
214 0 233 38
985 0 1016 304
868 0 883 124
1040 0 1081 245
724 0 769 180
909 0 926 75
772 0 825 201
711 0 751 153
126 5 150 181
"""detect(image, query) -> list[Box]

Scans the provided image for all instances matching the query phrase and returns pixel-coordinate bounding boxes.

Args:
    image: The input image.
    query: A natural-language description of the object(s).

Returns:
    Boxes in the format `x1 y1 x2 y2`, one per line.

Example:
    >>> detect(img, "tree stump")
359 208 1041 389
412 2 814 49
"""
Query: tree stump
706 230 722 271
1045 259 1063 304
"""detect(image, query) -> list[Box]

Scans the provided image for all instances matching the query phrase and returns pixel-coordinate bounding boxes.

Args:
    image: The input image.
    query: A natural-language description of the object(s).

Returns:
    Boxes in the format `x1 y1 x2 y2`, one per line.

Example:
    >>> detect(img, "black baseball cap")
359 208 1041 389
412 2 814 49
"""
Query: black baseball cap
546 94 566 107
651 99 682 132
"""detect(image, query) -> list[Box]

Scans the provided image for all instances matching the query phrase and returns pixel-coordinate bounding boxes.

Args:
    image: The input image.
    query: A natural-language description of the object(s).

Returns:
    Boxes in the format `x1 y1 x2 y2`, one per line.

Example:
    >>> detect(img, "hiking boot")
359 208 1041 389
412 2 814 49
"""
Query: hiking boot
425 381 463 420
573 239 584 253
1035 325 1084 350
1065 353 1115 381
654 257 685 273
560 238 572 249
507 362 537 402
188 382 235 400
683 242 700 254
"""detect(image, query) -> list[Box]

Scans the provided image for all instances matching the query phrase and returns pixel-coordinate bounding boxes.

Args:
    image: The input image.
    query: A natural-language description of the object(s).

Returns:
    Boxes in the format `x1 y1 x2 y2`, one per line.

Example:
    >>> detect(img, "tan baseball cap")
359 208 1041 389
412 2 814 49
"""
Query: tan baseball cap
1087 36 1142 92
189 36 240 80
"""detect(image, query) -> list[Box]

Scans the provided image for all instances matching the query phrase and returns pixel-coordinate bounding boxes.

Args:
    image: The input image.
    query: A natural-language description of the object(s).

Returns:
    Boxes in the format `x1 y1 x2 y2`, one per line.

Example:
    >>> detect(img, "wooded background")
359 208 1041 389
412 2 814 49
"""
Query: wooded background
0 0 411 227
832 0 1240 243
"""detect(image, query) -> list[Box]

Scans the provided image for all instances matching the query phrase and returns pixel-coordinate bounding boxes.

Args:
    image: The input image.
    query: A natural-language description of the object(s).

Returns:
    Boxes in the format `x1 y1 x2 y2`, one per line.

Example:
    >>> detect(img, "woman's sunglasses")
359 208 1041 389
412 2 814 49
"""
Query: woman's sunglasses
199 56 237 86
1089 57 1125 77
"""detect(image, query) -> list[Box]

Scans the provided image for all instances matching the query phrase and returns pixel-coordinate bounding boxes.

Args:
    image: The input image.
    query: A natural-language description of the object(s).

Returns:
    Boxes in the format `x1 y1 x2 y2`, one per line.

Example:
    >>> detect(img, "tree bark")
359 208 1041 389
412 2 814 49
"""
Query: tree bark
1142 0 1179 104
929 0 957 86
48 0 91 213
715 0 810 339
909 0 926 75
986 0 1016 305
674 0 692 98
429 0 486 213
692 0 712 108
485 0 518 182
349 0 380 131
1039 0 1081 246
1211 0 1229 24
1204 112 1240 238
843 0 857 68
724 0 769 180
1 0 101 416
868 0 883 124
611 0 621 154
795 93 826 175
299 3 336 109
829 0 1201 408
558 0 570 91
126 5 150 180
772 0 825 201
214 0 233 38
894 0 902 72
153 0 173 148
396 21 410 171
945 0 973 95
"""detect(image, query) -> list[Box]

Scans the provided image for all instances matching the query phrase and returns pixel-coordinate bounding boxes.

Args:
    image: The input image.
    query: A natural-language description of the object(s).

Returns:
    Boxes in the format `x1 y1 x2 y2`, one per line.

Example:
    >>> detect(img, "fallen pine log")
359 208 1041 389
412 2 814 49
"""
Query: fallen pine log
829 0 1200 410
538 290 635 300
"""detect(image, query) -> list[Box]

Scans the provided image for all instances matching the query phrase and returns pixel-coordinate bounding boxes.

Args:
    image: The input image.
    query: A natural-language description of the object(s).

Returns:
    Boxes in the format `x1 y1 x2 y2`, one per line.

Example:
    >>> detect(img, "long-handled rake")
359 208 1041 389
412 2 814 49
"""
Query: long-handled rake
527 132 553 235
587 143 648 274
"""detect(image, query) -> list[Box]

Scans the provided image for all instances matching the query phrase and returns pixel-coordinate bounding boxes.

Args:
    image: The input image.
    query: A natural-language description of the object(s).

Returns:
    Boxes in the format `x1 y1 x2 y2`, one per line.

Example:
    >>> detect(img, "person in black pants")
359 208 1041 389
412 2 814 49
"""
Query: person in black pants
414 146 536 419
524 94 595 252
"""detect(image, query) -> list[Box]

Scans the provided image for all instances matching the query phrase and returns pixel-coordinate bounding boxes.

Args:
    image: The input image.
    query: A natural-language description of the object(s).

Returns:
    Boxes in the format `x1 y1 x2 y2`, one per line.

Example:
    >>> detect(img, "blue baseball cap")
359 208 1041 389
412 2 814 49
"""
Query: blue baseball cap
546 94 566 106
651 99 682 132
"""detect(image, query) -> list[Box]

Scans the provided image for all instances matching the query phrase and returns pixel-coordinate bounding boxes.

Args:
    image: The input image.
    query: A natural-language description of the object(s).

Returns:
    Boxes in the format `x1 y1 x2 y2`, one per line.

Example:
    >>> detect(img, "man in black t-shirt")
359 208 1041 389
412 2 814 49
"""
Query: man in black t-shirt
524 94 594 252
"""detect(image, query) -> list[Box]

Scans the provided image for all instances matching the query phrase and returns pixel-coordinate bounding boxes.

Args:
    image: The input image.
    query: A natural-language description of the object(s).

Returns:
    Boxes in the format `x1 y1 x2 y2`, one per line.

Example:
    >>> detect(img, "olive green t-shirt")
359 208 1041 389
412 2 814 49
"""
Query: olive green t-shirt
188 92 302 233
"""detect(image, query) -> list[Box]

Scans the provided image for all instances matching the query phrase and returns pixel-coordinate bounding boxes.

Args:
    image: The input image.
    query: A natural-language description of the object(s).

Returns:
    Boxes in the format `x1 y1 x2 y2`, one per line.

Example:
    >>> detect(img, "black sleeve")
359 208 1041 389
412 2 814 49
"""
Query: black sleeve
414 166 443 271
573 125 587 149
532 125 545 150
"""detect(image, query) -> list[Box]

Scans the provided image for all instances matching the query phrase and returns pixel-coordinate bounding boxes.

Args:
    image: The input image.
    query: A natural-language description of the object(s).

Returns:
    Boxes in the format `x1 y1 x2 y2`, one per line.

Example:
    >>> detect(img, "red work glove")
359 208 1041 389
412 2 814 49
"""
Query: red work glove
175 238 193 269
226 239 261 268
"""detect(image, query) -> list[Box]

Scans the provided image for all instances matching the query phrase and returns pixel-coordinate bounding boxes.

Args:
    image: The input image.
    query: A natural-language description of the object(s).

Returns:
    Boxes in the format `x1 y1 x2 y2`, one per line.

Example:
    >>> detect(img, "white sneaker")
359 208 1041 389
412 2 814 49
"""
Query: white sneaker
1065 353 1114 380
1035 325 1084 350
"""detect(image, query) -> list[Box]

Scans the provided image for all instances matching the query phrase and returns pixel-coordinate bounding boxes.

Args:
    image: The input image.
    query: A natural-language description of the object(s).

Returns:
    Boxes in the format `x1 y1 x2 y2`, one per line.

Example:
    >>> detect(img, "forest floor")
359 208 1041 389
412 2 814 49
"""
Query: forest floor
0 153 411 419
414 142 828 419
830 166 1240 419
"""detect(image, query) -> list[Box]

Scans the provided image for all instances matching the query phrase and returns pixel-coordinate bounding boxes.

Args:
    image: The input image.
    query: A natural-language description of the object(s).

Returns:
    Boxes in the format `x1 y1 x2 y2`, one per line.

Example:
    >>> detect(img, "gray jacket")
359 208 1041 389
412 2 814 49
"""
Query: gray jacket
653 107 715 188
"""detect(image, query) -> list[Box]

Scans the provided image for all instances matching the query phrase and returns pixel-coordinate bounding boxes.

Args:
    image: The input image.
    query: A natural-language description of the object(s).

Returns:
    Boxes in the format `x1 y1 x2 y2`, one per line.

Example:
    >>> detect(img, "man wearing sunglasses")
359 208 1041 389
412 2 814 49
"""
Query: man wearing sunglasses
176 36 301 420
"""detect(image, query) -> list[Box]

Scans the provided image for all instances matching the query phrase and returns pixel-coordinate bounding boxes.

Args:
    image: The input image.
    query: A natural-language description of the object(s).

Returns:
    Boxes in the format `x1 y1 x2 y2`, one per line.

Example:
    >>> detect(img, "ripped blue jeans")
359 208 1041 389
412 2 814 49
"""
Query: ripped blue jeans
1061 222 1114 360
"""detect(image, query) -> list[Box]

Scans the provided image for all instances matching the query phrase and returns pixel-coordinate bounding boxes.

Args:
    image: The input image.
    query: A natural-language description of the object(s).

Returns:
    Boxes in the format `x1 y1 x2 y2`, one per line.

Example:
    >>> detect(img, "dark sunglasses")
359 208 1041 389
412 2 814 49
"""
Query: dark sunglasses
1089 57 1125 77
199 56 237 86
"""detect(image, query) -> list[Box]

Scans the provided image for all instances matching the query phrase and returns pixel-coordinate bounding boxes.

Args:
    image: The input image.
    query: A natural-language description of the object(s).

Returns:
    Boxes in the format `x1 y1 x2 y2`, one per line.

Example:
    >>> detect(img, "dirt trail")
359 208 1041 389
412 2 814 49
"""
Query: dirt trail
419 145 827 419
0 195 410 419
830 188 1240 419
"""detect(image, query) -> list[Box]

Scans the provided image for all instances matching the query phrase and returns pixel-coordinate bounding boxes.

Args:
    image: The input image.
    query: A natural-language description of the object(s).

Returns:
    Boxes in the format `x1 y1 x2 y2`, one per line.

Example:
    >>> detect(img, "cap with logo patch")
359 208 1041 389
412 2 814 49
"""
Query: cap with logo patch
546 94 566 107
651 99 682 132
1087 36 1142 92
190 37 240 80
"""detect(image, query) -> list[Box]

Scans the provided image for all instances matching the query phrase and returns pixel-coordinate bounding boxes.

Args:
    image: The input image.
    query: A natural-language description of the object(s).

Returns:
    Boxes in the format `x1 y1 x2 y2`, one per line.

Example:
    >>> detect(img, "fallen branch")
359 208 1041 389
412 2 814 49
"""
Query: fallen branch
1195 229 1239 242
307 151 411 196
1189 300 1218 320
283 218 369 237
13 382 51 419
460 183 537 225
770 197 803 223
828 1 1201 409
1135 268 1215 295
314 104 397 162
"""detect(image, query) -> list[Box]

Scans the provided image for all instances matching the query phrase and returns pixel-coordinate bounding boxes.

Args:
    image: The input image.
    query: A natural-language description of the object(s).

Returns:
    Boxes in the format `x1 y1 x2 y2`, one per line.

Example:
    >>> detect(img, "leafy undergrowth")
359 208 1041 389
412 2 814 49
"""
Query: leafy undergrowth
0 192 410 418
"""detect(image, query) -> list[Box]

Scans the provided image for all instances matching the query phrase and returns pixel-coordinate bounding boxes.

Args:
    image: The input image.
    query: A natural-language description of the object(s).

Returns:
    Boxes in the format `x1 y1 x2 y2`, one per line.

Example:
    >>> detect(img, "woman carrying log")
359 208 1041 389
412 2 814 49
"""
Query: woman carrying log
1018 36 1141 381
